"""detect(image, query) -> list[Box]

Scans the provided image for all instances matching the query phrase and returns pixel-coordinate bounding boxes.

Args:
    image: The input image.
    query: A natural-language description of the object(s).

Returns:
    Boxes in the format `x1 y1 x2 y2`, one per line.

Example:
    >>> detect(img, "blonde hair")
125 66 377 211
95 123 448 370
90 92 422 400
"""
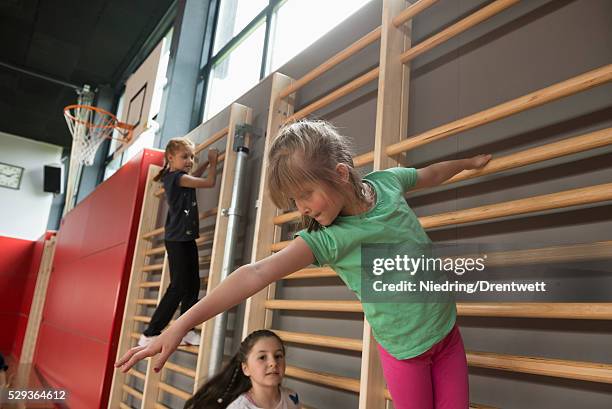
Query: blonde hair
267 120 366 231
154 137 195 181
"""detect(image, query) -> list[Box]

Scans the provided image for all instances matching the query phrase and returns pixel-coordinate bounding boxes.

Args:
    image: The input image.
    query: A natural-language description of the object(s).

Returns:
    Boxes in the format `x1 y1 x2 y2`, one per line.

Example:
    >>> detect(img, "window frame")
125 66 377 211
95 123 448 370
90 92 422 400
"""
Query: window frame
198 0 286 121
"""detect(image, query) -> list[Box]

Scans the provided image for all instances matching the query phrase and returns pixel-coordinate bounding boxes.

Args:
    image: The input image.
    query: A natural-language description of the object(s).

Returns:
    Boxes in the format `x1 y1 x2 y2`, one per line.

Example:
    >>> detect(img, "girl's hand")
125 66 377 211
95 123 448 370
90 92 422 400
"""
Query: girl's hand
467 154 492 170
114 327 184 373
208 148 219 164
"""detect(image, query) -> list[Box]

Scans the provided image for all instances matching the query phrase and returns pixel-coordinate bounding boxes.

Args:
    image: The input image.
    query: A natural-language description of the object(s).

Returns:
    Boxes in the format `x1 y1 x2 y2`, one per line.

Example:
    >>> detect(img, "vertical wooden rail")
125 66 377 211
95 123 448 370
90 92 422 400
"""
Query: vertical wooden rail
19 235 57 365
141 254 170 408
14 235 57 402
242 73 296 337
109 165 164 408
195 103 253 388
361 0 413 408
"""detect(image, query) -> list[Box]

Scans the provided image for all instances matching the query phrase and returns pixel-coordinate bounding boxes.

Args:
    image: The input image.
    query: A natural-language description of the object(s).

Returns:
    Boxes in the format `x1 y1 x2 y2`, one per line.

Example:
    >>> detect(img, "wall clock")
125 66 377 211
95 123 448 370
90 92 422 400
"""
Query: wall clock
0 162 25 190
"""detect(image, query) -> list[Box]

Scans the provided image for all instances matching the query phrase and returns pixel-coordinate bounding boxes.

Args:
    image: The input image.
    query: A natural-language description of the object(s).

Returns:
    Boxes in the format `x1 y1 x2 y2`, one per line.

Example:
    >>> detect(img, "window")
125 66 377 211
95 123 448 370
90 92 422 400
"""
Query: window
267 0 372 73
103 154 122 181
213 0 268 54
200 0 373 122
204 23 266 120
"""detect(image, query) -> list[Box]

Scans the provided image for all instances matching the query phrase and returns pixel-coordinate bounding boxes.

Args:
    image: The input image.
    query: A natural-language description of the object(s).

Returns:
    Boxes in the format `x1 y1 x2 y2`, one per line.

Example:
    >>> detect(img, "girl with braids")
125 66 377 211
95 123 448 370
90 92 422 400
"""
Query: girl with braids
185 330 301 409
117 120 491 409
139 137 219 347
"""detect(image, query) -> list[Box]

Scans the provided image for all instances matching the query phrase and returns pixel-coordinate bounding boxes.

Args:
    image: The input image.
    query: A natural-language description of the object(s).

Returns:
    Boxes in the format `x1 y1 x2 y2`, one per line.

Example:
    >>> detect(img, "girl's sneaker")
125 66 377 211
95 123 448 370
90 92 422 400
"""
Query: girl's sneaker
138 334 157 347
181 330 200 346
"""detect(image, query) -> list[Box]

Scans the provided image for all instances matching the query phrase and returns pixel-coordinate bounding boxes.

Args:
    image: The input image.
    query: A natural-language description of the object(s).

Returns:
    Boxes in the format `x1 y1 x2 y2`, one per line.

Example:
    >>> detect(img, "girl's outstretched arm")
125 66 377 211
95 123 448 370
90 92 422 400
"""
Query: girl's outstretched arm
414 154 491 189
114 237 314 372
180 149 219 188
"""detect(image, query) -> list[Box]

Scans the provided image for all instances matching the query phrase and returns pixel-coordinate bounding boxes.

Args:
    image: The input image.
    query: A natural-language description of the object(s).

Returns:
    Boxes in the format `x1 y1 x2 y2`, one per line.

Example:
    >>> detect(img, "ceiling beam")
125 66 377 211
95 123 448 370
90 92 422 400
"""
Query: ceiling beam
0 60 82 90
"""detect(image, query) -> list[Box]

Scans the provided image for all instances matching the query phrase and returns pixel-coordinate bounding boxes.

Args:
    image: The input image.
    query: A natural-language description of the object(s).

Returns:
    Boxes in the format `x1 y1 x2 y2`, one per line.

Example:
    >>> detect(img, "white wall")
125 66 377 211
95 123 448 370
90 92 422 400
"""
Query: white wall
0 132 62 240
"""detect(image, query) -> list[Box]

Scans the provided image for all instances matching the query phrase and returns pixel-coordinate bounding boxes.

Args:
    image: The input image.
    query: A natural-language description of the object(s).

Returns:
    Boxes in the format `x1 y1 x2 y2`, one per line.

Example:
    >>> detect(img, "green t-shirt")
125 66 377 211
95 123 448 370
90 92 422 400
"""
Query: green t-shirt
297 167 456 359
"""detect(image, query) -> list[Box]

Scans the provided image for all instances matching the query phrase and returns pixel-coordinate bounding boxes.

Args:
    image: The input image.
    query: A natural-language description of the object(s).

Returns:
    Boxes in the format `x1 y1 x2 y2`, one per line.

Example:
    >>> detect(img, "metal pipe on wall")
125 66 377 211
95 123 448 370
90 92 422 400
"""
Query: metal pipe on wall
208 129 251 376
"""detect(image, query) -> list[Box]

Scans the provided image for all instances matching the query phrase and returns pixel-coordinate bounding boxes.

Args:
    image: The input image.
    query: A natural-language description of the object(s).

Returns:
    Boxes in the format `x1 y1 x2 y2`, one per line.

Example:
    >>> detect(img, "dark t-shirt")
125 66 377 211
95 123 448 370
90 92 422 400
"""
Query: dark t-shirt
163 170 200 241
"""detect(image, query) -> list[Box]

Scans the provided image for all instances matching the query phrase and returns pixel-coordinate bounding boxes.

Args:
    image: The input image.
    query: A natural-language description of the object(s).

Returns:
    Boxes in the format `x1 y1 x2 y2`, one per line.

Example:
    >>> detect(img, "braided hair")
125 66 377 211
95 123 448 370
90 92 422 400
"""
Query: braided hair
154 137 195 182
184 330 284 409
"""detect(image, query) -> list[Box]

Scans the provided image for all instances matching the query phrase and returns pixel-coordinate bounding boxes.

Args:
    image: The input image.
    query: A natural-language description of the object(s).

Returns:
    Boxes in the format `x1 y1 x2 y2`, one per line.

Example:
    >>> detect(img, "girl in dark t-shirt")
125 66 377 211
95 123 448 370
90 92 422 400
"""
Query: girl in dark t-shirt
139 137 218 347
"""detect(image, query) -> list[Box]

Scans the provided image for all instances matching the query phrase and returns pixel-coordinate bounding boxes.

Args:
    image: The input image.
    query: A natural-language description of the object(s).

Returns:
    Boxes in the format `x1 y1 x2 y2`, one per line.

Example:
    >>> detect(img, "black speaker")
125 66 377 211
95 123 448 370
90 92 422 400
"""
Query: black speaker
44 165 62 194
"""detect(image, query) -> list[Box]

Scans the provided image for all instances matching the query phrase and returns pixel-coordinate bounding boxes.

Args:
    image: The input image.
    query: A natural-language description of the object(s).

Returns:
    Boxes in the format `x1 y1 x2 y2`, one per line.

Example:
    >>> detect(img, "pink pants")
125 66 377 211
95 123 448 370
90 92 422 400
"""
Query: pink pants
377 324 469 409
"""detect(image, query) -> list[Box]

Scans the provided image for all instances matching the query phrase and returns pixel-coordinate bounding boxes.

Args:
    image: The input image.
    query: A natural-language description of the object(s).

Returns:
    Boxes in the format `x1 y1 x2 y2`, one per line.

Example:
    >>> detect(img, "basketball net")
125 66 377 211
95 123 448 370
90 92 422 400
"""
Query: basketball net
64 87 134 166
62 85 134 215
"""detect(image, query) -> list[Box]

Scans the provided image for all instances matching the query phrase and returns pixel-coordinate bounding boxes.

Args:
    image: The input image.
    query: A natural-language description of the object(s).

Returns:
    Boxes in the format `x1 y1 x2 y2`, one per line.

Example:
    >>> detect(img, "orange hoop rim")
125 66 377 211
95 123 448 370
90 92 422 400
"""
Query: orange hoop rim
63 104 135 132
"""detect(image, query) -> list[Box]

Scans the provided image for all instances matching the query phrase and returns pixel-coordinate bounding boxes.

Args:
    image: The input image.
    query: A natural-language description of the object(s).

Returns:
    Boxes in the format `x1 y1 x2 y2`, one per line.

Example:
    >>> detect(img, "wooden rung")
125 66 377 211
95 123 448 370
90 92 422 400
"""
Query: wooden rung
142 264 164 272
285 67 379 123
478 240 612 267
158 382 192 400
271 128 612 227
177 345 199 354
286 365 392 400
154 403 171 409
386 64 612 155
119 402 132 409
128 369 146 381
136 299 158 306
132 316 203 331
194 127 229 154
200 207 219 219
279 27 382 99
145 246 166 256
266 299 362 313
142 209 217 241
286 365 490 406
458 303 612 320
272 183 612 235
440 127 612 187
400 0 519 64
139 281 161 288
266 300 612 319
420 183 612 229
278 240 612 267
354 150 374 167
270 240 291 252
195 232 215 246
121 385 143 400
467 351 612 384
273 329 362 352
285 365 361 394
165 361 197 378
276 0 437 100
283 242 612 280
142 226 165 240
273 211 301 226
392 0 439 27
285 267 338 280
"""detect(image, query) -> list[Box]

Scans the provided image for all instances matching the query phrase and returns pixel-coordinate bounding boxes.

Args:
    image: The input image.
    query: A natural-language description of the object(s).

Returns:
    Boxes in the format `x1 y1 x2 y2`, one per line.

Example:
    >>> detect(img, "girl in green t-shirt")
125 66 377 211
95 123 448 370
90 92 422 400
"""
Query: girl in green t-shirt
116 120 490 409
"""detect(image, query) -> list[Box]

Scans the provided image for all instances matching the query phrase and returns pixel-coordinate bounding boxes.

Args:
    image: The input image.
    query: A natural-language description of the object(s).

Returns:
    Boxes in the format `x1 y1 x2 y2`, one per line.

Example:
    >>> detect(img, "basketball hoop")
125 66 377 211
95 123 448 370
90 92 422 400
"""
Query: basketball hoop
63 104 135 166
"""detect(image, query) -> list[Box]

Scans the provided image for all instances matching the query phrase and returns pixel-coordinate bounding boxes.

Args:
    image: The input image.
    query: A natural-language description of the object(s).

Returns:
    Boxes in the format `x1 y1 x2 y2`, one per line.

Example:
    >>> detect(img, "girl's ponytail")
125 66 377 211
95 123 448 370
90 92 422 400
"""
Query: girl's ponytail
184 355 250 409
153 161 169 182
